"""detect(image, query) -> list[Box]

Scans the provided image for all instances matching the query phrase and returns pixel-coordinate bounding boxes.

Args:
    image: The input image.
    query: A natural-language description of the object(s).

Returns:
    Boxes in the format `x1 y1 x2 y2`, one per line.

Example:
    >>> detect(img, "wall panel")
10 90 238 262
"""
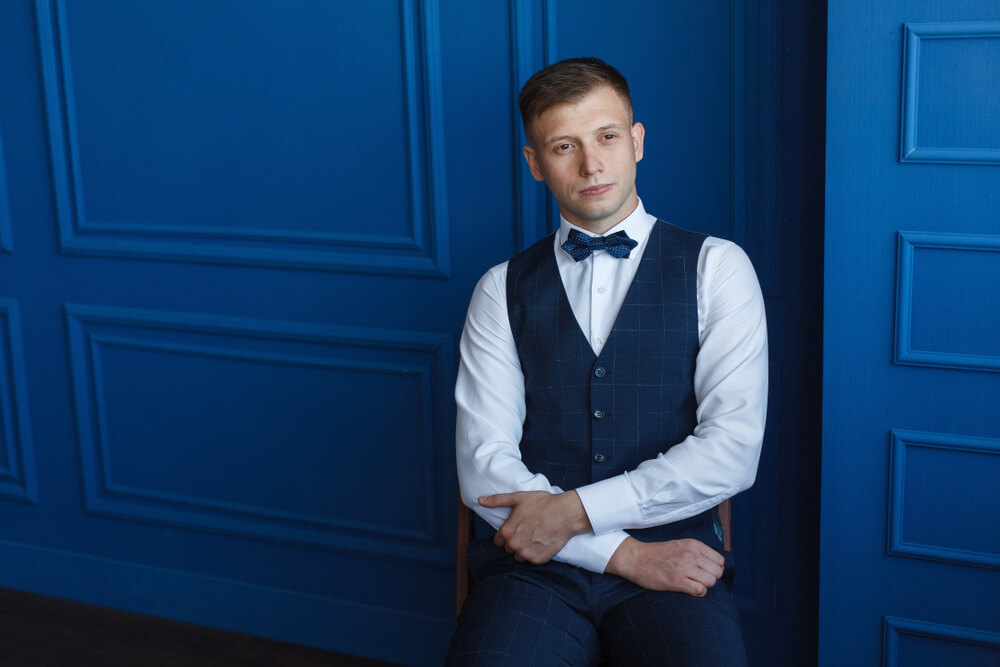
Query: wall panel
37 0 449 276
895 231 1000 372
900 21 1000 164
884 617 1000 667
66 304 453 565
888 429 1000 569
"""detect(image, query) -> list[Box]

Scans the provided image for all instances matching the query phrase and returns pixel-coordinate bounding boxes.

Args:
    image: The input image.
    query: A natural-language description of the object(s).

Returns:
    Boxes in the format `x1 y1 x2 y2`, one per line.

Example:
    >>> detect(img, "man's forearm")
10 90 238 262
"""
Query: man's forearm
480 489 593 564
606 536 725 597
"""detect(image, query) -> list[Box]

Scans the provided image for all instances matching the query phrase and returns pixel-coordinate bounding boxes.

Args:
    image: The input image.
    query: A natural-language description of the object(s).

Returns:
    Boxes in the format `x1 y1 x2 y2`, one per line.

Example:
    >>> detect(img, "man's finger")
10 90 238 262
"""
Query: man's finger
685 580 709 598
693 541 726 568
479 493 519 507
698 558 725 581
688 568 718 592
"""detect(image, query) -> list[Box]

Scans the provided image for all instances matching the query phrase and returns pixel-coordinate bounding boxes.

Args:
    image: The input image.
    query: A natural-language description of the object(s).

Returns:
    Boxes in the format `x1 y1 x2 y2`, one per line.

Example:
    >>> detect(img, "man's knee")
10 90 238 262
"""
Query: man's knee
448 572 599 667
600 584 747 667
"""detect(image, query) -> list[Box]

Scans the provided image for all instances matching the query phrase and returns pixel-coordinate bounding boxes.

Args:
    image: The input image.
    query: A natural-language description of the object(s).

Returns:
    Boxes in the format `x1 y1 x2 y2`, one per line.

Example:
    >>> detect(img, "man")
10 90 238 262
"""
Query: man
448 57 767 666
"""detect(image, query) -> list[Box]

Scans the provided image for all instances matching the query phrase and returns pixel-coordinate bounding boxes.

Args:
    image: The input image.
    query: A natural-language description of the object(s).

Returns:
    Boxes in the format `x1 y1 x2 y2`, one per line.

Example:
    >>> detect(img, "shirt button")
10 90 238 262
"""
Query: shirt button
593 409 605 419
594 366 606 378
597 286 606 294
593 452 606 463
595 336 605 346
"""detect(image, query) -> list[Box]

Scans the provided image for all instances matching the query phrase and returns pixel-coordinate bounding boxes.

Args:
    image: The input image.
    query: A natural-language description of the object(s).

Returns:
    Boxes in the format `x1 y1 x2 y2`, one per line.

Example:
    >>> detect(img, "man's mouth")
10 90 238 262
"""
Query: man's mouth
580 184 613 197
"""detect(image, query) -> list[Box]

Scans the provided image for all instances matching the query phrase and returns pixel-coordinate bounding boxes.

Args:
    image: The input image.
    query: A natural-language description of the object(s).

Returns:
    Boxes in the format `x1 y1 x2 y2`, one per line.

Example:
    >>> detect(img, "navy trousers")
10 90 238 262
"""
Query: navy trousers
447 540 747 667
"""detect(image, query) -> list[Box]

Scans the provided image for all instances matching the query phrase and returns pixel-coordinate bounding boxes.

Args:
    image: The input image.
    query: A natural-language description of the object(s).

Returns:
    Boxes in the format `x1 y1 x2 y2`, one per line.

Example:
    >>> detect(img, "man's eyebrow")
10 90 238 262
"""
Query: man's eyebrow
543 124 628 145
544 133 579 145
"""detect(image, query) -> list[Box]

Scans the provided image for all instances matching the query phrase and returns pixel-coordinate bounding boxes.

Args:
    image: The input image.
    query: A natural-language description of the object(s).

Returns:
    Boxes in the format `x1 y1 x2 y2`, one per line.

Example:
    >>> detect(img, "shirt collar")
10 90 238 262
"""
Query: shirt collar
557 198 656 260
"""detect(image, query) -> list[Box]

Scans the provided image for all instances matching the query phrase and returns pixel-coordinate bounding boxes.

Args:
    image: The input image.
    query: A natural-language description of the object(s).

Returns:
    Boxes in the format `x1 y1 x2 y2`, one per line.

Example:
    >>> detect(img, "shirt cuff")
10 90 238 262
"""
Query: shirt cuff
554 530 629 573
576 475 645 535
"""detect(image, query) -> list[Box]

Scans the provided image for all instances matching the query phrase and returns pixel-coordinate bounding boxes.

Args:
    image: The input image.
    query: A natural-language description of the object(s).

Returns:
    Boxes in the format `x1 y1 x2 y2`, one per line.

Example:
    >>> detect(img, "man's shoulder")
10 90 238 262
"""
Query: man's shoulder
472 259 509 297
506 232 557 277
650 218 710 243
648 219 751 257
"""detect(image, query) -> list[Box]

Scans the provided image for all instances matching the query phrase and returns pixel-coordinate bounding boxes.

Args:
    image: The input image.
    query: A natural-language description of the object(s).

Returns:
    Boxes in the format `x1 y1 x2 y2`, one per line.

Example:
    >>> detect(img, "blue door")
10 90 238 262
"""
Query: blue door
1 1 815 664
822 1 1000 664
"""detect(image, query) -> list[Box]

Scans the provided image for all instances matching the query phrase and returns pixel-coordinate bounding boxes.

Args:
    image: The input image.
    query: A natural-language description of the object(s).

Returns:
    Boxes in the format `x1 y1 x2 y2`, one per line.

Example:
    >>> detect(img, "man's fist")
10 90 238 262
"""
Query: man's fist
605 537 725 597
479 490 592 564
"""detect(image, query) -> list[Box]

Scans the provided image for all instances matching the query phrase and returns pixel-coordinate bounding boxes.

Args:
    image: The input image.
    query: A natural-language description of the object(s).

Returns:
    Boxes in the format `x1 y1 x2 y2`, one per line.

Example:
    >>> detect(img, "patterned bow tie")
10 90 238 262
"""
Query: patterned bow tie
561 229 638 261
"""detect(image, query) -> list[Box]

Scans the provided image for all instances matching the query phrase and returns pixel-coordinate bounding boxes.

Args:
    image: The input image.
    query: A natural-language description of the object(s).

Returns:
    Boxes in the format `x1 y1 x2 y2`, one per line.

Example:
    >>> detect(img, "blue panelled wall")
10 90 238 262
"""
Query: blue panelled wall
823 1 1000 665
0 1 828 665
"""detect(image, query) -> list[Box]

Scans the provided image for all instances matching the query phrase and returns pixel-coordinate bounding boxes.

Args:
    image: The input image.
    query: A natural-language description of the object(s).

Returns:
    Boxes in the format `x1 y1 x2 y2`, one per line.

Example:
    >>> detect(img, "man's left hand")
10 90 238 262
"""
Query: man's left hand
479 490 593 564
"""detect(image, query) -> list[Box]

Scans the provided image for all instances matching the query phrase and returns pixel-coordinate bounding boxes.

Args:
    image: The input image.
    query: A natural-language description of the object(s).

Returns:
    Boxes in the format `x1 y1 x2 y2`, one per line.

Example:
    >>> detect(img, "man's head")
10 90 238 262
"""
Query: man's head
519 58 644 234
519 57 633 145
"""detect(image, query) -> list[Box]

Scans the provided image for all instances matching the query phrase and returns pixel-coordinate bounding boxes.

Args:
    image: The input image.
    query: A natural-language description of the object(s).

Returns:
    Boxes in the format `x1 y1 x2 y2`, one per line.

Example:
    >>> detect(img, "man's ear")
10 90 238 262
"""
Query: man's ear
631 122 645 163
522 145 546 182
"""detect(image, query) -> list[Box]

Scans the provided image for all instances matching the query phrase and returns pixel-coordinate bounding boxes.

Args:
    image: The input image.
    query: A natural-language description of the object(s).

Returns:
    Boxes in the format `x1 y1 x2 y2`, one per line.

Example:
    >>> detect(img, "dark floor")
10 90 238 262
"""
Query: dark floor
0 587 400 666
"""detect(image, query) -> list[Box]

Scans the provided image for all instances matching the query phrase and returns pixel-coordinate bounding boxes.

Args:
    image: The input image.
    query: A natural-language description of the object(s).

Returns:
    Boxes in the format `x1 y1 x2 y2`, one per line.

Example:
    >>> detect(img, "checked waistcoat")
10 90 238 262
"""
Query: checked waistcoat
505 220 720 547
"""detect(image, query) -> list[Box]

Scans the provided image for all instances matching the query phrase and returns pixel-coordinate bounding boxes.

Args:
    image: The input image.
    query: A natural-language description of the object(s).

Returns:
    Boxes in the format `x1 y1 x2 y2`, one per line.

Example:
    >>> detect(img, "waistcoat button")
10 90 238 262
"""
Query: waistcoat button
593 409 605 419
594 366 606 378
593 452 606 463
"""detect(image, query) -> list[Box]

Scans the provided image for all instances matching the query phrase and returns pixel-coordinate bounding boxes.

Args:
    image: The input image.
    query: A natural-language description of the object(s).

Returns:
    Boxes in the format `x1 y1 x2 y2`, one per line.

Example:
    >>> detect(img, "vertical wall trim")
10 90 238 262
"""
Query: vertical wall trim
730 0 748 249
512 0 559 252
0 300 37 504
511 0 536 252
900 24 922 162
418 0 451 274
542 0 557 66
542 0 559 235
754 0 780 296
0 129 12 253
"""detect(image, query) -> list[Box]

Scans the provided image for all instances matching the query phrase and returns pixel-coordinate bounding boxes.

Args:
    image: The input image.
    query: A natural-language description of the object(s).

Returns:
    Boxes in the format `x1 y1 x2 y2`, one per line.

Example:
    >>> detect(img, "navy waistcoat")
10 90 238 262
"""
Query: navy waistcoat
505 220 720 548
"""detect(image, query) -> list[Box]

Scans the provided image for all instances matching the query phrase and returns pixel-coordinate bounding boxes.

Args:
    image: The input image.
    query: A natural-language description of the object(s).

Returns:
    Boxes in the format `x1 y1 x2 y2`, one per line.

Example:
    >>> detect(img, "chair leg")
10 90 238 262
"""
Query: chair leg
456 498 472 619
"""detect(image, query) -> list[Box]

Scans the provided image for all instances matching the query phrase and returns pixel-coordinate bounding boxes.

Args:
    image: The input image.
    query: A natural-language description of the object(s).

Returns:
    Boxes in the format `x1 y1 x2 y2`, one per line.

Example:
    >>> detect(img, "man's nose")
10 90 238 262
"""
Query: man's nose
579 147 603 175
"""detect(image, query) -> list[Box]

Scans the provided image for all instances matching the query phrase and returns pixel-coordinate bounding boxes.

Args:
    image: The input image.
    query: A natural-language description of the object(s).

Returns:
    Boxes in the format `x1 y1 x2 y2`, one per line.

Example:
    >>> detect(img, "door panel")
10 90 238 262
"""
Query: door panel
822 2 1000 665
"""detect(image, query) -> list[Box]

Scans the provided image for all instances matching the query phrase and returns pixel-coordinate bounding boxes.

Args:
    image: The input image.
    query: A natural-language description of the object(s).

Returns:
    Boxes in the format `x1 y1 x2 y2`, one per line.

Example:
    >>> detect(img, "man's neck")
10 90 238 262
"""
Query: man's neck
563 195 640 236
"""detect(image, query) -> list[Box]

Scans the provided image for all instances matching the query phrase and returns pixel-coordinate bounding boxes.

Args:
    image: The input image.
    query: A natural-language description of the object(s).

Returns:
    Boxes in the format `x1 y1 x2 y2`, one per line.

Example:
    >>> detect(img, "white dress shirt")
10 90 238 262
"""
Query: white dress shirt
456 199 768 574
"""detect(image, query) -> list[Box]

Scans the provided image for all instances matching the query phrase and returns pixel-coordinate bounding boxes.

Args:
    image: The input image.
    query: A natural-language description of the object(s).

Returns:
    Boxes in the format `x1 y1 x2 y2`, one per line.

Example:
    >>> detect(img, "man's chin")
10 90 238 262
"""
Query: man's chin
571 203 629 227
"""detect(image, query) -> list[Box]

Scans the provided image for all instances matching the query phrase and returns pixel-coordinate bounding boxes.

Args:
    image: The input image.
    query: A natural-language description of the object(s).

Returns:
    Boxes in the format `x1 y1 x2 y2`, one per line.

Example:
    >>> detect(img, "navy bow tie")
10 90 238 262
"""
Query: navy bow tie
561 229 638 261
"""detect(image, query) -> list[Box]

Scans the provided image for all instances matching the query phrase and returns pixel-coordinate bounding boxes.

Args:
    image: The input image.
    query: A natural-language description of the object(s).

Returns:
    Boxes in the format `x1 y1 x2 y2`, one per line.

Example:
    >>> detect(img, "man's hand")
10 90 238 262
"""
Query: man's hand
479 490 592 564
605 537 725 597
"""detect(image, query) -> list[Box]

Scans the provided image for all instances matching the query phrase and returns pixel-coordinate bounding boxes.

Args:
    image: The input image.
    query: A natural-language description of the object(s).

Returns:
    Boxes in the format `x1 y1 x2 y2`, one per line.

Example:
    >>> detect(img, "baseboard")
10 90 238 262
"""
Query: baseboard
0 539 451 666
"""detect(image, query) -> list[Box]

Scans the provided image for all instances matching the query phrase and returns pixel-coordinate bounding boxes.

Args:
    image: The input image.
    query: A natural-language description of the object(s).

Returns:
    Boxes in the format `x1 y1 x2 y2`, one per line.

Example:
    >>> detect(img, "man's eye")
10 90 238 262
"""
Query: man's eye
555 143 572 152
602 133 617 141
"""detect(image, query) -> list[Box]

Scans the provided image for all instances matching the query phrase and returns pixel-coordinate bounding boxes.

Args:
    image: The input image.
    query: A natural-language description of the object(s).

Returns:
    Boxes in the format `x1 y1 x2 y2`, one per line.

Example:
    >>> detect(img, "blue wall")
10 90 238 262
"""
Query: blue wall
0 1 828 664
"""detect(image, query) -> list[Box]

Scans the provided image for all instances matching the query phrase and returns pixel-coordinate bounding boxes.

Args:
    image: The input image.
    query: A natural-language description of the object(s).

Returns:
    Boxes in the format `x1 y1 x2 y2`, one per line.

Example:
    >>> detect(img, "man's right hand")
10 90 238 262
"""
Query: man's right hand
605 537 725 597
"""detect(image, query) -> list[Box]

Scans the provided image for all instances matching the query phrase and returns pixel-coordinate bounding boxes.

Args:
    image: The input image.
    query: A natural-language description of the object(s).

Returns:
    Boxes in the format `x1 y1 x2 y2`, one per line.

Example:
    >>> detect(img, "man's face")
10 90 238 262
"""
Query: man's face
523 85 645 235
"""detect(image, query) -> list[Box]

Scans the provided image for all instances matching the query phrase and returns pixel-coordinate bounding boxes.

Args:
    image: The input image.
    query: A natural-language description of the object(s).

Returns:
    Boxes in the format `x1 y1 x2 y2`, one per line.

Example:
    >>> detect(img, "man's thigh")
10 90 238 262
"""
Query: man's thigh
600 582 747 667
447 568 600 667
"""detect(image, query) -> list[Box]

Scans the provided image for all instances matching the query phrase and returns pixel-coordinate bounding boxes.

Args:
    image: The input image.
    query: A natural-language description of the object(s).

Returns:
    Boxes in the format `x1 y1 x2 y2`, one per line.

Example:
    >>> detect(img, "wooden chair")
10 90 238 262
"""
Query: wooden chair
456 497 733 616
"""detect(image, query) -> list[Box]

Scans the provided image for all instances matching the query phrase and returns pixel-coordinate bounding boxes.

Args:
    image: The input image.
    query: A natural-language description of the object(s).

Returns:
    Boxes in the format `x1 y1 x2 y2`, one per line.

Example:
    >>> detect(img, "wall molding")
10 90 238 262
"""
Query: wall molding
0 537 452 666
888 429 1000 569
884 616 1000 667
0 129 12 253
894 231 1000 373
65 303 454 566
900 21 1000 165
35 0 450 277
0 300 37 504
